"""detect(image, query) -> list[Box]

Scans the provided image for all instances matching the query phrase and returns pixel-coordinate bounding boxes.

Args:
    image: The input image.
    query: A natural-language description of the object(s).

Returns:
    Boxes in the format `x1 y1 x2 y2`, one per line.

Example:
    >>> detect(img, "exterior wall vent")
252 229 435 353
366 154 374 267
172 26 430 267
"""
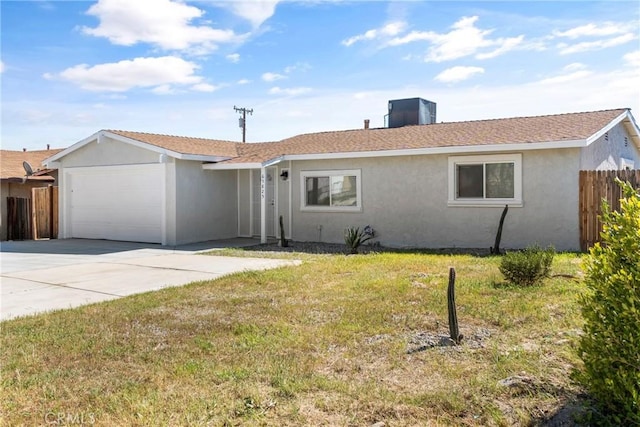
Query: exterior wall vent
387 98 436 128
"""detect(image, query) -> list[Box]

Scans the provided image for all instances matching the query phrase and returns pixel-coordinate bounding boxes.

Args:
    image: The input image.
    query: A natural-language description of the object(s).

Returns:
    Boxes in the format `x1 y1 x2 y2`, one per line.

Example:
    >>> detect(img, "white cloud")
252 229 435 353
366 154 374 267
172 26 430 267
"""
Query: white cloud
151 84 176 95
434 66 484 83
386 16 524 62
262 72 286 82
268 86 311 96
50 56 203 92
237 79 251 85
539 65 593 84
553 22 632 39
226 53 240 63
191 83 219 92
475 35 524 60
284 62 311 74
82 0 242 54
557 33 636 55
624 50 640 68
342 21 407 47
0 61 4 73
223 0 281 28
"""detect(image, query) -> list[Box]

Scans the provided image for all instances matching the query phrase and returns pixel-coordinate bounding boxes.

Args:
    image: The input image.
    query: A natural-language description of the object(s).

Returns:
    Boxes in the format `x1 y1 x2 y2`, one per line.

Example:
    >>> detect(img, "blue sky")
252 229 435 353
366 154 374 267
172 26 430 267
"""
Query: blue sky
2 0 639 151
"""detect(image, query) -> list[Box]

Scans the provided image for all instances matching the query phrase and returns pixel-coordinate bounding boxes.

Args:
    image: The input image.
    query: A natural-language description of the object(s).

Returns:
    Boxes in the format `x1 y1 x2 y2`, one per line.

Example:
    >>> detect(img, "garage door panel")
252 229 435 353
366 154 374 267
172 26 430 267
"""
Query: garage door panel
67 164 164 243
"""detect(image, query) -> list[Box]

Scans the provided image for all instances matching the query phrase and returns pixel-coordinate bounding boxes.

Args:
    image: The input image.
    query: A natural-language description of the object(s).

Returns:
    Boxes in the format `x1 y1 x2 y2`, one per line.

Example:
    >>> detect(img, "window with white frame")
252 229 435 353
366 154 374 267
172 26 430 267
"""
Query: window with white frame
301 170 361 211
448 154 522 206
620 158 635 170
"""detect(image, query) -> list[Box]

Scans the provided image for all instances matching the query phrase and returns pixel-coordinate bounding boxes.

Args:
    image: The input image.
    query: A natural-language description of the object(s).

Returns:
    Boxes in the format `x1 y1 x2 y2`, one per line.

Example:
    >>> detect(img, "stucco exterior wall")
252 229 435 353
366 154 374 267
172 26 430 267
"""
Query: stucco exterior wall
237 170 251 237
175 160 238 245
580 122 640 170
59 136 160 168
290 148 582 251
276 164 292 239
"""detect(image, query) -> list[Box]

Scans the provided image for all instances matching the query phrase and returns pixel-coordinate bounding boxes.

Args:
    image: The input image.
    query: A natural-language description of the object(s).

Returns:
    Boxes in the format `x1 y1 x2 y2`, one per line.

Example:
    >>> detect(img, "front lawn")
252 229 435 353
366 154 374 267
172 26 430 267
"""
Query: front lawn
1 250 585 426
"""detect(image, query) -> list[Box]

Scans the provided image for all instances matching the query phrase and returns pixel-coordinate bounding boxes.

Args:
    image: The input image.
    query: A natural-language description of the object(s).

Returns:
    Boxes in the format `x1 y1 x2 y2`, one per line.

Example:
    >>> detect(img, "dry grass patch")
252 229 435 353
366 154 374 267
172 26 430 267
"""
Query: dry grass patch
2 251 585 426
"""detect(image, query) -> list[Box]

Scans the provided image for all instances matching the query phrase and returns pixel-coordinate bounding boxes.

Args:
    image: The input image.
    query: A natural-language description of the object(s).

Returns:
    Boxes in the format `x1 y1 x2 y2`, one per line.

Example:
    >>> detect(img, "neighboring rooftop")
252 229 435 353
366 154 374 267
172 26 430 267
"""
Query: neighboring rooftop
1 149 63 180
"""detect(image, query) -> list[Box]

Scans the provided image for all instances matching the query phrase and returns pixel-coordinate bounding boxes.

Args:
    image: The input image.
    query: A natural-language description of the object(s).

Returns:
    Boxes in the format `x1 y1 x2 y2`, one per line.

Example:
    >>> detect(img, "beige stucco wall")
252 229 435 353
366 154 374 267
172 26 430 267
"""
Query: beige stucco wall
289 148 582 251
175 160 238 245
580 122 640 170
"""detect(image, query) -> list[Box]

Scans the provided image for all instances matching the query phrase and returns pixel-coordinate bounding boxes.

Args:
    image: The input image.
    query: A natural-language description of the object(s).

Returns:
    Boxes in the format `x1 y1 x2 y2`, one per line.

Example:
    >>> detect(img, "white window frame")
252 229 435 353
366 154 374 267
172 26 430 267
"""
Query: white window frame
448 154 523 207
300 169 362 212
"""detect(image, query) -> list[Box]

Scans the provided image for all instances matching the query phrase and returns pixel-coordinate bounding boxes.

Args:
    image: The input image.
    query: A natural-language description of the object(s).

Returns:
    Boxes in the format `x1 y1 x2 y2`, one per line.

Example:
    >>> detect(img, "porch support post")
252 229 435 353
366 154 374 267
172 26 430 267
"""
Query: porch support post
260 166 267 244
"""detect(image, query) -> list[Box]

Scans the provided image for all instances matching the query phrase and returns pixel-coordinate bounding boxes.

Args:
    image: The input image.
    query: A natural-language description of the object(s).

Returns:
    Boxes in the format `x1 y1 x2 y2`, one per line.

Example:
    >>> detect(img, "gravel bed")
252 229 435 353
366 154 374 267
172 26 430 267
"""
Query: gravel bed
242 241 492 256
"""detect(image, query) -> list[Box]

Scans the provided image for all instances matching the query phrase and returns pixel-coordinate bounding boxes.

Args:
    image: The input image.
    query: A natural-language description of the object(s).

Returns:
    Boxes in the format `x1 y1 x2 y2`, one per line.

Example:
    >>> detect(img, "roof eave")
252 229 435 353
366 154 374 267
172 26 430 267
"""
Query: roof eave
203 162 263 170
585 110 633 146
43 130 103 166
620 110 640 150
282 139 588 162
43 130 233 166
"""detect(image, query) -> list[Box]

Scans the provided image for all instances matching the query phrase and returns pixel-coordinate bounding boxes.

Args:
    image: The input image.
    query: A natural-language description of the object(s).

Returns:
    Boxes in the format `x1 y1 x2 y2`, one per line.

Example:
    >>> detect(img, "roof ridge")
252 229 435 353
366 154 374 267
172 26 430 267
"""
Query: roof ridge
451 108 628 124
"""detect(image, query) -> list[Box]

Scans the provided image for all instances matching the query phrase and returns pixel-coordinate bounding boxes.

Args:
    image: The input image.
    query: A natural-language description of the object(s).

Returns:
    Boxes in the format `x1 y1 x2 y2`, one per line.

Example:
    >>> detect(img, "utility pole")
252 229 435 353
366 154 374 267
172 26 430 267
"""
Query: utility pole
234 106 253 142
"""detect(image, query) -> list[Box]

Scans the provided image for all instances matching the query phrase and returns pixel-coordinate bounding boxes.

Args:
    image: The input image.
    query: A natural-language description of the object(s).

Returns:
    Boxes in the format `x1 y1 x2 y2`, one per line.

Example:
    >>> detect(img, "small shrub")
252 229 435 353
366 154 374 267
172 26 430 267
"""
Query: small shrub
576 179 640 425
344 225 374 254
499 245 555 286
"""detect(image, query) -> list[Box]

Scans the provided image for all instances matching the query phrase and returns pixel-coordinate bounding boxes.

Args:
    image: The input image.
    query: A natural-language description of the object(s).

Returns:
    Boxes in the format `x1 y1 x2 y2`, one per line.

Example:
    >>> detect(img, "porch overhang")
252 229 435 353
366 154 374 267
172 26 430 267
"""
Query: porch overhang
202 162 262 170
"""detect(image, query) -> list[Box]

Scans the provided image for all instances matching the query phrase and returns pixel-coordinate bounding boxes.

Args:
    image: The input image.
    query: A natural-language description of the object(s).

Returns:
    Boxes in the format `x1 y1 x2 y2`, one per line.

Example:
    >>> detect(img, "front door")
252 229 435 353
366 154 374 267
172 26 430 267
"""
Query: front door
251 168 276 237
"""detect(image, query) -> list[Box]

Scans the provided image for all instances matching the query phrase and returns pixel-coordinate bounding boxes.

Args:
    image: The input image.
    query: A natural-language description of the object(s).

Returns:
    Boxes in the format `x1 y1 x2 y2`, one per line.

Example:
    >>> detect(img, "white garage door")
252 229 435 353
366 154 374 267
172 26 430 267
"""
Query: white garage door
66 164 164 243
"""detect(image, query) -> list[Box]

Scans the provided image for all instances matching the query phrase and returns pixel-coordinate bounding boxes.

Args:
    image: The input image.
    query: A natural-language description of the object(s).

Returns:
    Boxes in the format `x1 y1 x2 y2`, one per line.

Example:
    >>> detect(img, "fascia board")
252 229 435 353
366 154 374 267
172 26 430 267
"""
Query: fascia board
203 162 262 170
282 139 587 161
107 132 230 162
101 132 192 160
585 110 629 145
620 110 640 150
262 156 284 167
43 130 103 165
180 154 234 162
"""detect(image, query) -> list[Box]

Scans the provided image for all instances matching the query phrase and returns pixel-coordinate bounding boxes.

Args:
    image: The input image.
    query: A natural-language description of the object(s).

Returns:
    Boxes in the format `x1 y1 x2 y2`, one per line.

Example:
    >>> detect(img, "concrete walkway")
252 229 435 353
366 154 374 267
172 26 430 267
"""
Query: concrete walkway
1 239 298 321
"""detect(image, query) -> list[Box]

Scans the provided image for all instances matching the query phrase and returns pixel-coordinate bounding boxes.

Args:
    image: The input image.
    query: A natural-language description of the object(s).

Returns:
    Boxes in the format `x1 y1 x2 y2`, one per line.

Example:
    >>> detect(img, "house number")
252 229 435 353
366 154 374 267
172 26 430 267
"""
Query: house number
261 173 265 200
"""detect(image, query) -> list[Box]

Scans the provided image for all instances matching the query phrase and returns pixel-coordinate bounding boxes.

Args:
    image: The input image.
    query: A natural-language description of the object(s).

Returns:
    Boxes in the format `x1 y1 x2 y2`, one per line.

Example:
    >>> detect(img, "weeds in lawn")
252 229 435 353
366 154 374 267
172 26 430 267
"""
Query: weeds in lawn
1 251 585 426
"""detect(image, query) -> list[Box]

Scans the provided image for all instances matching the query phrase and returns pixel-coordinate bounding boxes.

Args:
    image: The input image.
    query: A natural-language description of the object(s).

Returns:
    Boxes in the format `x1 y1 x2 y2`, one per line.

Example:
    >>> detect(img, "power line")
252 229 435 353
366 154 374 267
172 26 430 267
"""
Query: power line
233 106 253 143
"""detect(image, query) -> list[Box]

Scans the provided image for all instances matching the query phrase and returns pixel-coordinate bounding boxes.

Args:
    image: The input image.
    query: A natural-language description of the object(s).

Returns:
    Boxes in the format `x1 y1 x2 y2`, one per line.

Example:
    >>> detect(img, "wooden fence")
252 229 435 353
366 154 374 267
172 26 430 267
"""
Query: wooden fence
32 185 58 239
7 197 32 240
579 169 640 251
5 185 58 241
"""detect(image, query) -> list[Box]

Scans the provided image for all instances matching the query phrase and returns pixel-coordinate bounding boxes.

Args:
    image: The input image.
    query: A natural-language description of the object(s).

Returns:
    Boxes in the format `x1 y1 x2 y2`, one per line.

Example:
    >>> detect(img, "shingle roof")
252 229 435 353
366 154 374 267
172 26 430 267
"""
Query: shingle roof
97 109 628 165
1 149 63 180
219 108 629 164
107 130 239 157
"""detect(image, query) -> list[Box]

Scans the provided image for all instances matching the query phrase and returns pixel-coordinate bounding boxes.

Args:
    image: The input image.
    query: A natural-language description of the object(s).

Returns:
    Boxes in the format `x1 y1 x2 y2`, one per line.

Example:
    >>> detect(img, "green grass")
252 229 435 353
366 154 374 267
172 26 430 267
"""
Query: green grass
1 251 585 426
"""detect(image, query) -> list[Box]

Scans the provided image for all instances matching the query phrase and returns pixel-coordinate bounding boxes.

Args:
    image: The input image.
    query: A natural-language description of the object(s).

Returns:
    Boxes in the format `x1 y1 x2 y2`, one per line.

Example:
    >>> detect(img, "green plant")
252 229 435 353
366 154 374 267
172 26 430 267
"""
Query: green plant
344 225 374 254
576 179 640 425
499 245 555 286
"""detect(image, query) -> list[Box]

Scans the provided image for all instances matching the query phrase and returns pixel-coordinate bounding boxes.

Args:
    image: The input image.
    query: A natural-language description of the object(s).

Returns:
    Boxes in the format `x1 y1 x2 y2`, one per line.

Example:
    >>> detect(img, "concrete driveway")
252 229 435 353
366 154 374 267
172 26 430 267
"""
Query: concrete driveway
1 238 298 321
